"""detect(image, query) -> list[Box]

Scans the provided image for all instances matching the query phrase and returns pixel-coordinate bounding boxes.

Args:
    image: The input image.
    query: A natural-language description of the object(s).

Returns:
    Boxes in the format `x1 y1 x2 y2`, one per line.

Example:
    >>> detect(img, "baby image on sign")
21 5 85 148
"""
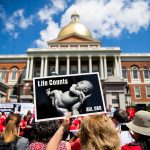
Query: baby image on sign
33 73 106 122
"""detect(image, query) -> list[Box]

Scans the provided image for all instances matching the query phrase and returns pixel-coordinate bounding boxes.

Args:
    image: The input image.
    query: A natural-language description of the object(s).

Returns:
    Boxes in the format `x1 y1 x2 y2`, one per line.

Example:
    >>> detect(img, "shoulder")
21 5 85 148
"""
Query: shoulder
17 136 29 143
17 137 29 150
121 142 142 150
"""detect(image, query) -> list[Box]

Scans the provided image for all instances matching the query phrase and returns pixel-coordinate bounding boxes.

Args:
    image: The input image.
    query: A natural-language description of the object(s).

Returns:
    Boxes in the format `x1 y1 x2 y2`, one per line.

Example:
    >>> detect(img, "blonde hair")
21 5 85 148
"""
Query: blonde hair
2 114 21 143
79 114 120 150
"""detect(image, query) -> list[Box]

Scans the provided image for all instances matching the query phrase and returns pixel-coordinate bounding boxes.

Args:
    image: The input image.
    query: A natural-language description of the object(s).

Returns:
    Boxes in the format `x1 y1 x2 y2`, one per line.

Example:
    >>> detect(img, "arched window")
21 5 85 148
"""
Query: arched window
0 68 7 80
143 67 150 79
10 68 18 80
131 66 139 79
122 67 127 79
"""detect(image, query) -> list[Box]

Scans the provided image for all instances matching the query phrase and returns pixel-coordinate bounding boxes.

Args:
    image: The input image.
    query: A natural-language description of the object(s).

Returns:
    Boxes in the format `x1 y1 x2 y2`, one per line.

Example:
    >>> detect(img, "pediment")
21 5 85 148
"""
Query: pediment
47 33 100 44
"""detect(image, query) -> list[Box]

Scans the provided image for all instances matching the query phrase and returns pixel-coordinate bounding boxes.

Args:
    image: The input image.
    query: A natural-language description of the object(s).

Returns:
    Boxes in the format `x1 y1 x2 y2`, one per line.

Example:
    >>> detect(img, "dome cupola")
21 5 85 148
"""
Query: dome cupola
58 11 92 38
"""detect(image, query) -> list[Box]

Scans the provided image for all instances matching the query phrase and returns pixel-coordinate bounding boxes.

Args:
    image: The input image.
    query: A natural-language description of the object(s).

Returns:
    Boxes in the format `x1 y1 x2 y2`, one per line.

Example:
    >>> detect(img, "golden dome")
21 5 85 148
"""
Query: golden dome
58 12 92 38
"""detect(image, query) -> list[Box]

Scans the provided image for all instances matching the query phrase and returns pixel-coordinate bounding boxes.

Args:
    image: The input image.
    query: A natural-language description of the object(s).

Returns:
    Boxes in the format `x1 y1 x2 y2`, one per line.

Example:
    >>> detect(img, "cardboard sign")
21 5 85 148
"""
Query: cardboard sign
33 73 106 122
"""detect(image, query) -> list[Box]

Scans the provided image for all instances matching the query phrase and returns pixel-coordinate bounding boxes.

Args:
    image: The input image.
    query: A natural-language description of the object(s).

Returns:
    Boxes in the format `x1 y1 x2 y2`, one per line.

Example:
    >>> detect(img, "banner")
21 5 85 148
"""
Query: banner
33 73 106 122
0 103 34 115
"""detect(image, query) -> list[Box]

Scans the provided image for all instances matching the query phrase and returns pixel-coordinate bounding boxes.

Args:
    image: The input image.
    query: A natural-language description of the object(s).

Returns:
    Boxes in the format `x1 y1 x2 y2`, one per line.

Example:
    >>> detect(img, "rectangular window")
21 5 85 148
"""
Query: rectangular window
11 70 17 80
133 70 138 79
49 65 55 75
81 65 88 73
134 86 141 98
20 86 24 95
71 65 77 74
146 86 150 98
92 65 99 72
60 66 66 75
144 69 150 79
107 67 113 76
34 68 40 77
122 69 127 79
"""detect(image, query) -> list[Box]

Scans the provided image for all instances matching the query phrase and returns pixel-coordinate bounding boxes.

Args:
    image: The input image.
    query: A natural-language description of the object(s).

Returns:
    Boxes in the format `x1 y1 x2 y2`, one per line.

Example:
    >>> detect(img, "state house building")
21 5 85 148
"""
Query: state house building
0 12 150 109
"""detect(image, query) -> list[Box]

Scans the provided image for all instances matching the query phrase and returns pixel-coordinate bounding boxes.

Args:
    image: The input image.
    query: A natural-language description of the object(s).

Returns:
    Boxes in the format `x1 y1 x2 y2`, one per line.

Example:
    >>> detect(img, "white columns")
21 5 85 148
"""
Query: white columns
118 56 122 78
40 57 44 77
67 56 70 75
100 56 104 79
29 57 33 79
44 57 48 76
78 56 81 74
115 56 119 76
89 56 92 73
104 56 107 78
25 57 30 79
55 56 59 74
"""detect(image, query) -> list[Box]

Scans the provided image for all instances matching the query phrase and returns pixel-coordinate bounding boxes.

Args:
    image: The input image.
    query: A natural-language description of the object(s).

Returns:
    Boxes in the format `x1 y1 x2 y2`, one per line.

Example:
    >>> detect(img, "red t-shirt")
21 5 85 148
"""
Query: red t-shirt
121 143 142 150
71 138 81 150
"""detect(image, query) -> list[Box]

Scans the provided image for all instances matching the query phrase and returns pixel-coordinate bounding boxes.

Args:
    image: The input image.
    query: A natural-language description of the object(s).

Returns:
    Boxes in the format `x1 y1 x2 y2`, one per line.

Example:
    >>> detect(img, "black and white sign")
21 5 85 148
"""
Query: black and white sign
33 73 106 122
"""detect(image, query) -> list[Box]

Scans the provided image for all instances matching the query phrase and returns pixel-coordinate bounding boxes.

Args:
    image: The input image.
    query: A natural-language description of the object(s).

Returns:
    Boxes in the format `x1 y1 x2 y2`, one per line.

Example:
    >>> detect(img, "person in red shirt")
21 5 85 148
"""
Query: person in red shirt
20 115 28 136
127 107 136 120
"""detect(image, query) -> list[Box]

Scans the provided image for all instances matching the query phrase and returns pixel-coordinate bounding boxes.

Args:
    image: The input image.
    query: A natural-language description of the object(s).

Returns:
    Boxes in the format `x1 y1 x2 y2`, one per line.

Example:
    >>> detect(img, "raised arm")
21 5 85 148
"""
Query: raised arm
70 84 81 96
45 112 71 150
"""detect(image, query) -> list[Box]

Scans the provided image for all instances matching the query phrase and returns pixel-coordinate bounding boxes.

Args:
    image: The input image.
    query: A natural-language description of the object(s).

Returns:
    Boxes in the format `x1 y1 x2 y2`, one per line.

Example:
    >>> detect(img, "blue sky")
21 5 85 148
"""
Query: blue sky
0 0 150 55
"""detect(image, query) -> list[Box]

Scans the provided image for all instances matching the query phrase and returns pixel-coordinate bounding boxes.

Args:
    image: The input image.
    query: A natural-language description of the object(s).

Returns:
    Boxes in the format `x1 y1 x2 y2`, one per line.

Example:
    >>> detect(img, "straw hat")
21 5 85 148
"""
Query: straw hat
126 110 150 136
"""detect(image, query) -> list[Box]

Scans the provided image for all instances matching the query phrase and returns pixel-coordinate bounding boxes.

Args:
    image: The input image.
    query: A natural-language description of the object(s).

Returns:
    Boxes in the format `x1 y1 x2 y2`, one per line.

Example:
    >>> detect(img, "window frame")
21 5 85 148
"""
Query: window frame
131 66 140 80
10 67 18 81
143 67 150 80
145 86 150 98
122 67 127 79
134 86 141 99
0 68 7 80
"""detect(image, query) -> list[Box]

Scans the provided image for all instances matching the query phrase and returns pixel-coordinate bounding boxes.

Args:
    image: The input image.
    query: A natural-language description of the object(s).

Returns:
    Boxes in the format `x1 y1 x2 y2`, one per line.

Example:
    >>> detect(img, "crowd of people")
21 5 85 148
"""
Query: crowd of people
0 107 150 150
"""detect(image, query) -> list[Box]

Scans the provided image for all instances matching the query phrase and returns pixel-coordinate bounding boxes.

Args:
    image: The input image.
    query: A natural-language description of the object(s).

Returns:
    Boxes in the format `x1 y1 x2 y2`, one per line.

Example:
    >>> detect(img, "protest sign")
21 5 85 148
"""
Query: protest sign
33 73 106 122
0 103 34 115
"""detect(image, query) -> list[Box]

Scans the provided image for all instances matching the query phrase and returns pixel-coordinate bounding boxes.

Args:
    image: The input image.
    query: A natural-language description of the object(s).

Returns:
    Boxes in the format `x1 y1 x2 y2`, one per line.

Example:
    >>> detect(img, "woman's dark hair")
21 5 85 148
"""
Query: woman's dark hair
137 135 150 150
113 109 128 123
35 120 69 142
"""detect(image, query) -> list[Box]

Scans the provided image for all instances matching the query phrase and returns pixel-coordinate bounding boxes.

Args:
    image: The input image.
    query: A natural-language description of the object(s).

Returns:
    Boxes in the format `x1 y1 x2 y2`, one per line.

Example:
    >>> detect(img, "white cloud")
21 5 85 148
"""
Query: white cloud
5 22 15 31
52 0 67 11
35 20 60 47
5 9 33 31
35 0 67 47
61 0 150 38
0 7 33 38
35 0 150 48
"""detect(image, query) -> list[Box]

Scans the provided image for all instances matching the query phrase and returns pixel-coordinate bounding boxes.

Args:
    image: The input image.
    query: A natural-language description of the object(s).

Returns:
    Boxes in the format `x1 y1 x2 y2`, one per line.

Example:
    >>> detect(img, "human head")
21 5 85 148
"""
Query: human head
2 114 21 143
78 114 120 150
35 119 69 142
75 80 93 94
113 109 128 125
126 110 150 136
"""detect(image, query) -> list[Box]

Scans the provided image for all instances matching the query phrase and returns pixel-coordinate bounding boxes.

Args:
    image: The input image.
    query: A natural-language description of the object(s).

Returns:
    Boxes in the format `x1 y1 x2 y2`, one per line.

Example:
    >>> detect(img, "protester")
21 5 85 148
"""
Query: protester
30 120 71 150
121 110 150 150
126 106 136 120
20 115 28 136
79 114 120 150
46 113 120 150
1 113 29 150
112 109 134 146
